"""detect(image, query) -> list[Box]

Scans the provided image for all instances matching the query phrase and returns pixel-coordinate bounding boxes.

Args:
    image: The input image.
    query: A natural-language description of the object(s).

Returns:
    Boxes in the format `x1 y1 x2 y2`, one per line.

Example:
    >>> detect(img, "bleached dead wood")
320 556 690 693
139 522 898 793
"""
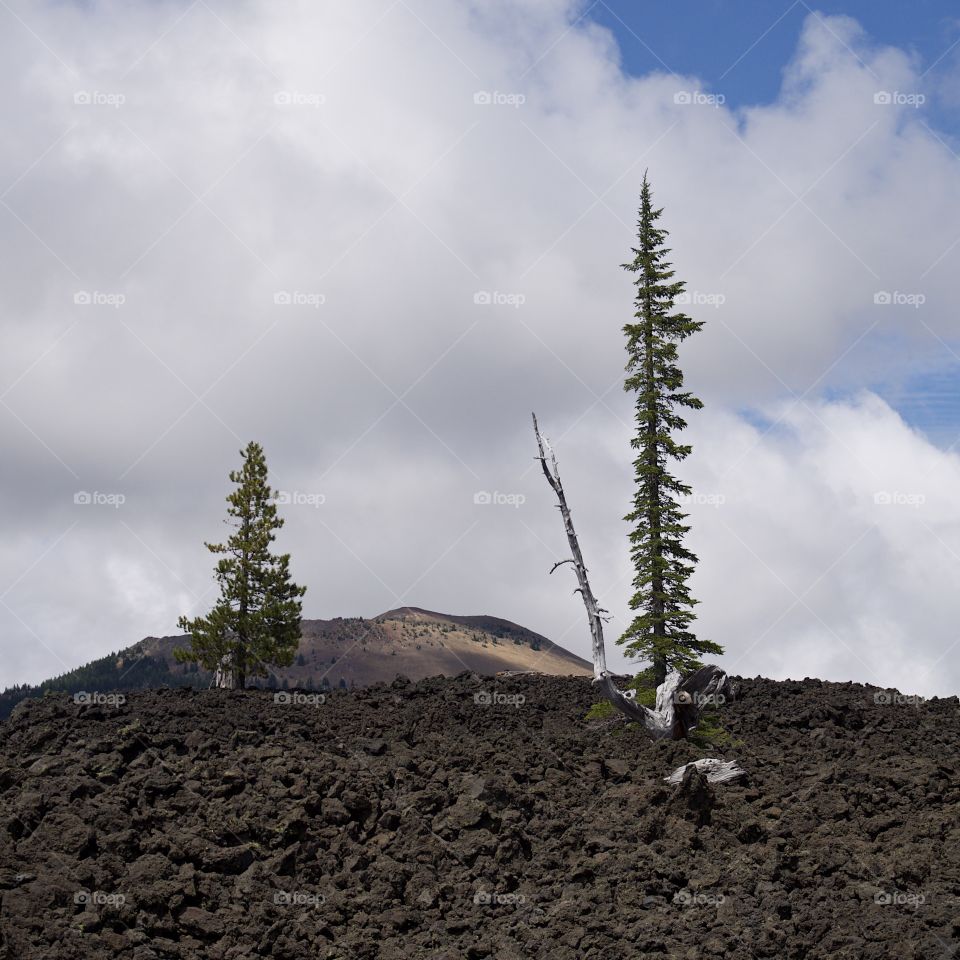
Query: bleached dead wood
212 653 235 689
533 413 678 738
664 758 746 785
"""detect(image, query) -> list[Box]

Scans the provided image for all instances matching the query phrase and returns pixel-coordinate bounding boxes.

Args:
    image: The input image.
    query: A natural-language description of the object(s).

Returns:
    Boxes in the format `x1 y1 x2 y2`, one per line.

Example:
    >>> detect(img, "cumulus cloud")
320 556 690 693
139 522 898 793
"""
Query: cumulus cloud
1 0 959 696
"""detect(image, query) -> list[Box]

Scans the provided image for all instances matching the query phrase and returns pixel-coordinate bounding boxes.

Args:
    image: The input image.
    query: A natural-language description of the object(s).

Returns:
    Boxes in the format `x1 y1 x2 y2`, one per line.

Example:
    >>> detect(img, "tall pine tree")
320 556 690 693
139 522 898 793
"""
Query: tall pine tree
618 173 722 685
175 442 306 689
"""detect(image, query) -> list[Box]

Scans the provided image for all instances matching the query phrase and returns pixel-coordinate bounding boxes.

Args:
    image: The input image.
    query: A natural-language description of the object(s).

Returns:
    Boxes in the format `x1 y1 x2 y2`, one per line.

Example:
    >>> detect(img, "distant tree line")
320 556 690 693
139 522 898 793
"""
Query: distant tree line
0 652 201 720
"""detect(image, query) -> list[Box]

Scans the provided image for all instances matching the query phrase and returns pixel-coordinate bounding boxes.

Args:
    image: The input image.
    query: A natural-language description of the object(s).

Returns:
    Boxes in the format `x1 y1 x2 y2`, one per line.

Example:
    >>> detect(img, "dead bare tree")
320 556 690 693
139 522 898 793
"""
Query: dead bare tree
212 653 235 689
532 413 733 745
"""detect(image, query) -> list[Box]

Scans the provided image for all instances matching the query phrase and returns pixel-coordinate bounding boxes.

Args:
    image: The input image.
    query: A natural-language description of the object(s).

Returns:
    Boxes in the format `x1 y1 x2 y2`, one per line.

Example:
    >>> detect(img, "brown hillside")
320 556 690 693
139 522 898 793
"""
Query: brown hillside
135 607 592 688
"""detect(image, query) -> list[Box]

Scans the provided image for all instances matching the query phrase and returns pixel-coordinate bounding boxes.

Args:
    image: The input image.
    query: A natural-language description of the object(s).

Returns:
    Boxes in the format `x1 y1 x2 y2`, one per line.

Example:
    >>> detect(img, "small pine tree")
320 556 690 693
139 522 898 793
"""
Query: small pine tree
618 173 723 685
175 442 307 689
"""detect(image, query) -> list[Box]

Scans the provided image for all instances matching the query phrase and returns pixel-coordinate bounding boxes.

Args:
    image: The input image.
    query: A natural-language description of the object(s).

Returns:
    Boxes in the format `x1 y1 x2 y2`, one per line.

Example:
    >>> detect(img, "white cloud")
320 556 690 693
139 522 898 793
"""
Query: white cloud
1 1 959 696
677 395 960 697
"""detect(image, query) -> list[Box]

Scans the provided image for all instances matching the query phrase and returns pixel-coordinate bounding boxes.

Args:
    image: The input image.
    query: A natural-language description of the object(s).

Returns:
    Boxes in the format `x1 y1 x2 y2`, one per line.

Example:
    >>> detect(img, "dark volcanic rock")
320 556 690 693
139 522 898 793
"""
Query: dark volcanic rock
0 674 958 958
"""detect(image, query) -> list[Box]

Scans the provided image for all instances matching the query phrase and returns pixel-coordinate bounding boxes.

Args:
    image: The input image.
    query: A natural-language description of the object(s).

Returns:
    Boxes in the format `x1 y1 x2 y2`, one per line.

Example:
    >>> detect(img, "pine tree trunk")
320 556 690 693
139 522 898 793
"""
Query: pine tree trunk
652 654 667 688
234 636 246 690
644 286 667 688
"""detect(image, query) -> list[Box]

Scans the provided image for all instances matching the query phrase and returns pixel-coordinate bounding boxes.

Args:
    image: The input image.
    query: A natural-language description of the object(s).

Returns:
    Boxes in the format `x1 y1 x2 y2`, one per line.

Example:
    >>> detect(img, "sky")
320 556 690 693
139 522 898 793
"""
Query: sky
2 0 960 697
598 1 960 119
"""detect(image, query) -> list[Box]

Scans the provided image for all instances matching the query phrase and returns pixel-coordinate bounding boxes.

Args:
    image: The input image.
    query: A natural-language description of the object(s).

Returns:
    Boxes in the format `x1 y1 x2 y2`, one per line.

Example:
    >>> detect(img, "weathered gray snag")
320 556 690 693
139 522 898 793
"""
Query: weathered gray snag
532 413 731 742
664 758 745 785
212 653 235 689
533 412 673 737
